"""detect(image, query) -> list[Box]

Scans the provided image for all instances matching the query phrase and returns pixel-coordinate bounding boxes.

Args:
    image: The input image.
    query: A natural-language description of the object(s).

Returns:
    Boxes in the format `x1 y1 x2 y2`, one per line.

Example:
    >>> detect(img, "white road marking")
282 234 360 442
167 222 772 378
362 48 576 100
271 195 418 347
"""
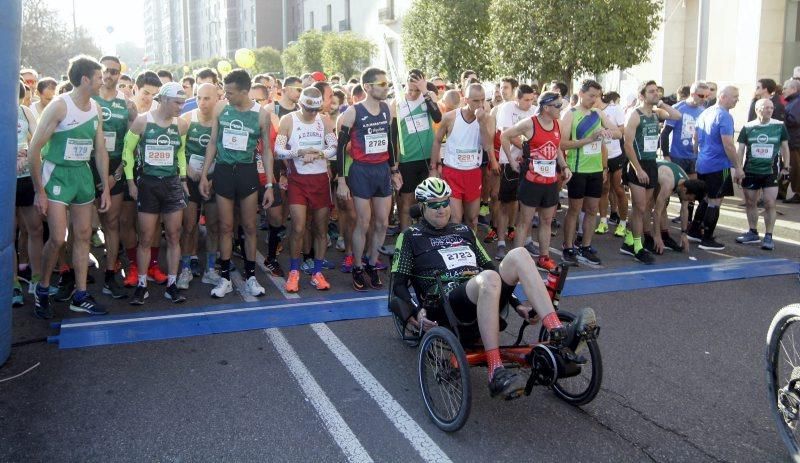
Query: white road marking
312 323 453 463
265 328 374 463
566 257 788 281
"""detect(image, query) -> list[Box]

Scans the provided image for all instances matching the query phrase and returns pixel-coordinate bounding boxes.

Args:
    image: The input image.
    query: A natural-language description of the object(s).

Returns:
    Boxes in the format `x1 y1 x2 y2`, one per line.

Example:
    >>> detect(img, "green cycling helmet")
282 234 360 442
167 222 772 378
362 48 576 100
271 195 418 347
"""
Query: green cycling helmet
415 177 452 203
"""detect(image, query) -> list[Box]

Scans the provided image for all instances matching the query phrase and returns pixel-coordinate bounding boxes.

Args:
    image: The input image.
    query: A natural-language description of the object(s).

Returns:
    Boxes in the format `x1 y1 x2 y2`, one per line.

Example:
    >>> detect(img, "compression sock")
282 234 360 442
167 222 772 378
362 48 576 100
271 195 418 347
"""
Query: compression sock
688 201 695 223
244 260 256 279
702 205 720 240
624 229 634 246
180 255 191 270
692 200 708 232
486 348 503 380
633 237 643 253
314 259 324 274
267 225 282 260
290 258 301 272
219 259 231 281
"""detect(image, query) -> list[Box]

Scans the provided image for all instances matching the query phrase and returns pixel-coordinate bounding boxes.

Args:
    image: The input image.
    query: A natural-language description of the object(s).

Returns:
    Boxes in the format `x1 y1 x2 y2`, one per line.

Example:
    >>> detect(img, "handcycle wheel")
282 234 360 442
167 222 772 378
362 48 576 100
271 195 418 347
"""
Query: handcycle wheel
418 326 472 432
766 303 800 461
538 310 603 406
393 313 421 348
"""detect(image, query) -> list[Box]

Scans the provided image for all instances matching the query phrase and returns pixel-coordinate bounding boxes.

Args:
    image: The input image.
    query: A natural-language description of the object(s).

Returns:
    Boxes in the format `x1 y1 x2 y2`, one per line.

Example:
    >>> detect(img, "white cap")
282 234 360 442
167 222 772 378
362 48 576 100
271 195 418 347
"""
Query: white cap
793 66 800 79
299 87 322 109
157 82 186 100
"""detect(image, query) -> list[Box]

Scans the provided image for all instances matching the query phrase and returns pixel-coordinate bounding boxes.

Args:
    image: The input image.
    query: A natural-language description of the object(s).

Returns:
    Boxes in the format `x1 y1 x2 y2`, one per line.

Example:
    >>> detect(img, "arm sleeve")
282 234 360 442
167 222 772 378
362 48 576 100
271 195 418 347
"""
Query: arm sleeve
425 97 442 123
336 125 352 176
391 117 400 162
388 125 396 167
660 124 673 156
274 134 297 160
122 130 140 180
177 135 187 177
322 132 337 160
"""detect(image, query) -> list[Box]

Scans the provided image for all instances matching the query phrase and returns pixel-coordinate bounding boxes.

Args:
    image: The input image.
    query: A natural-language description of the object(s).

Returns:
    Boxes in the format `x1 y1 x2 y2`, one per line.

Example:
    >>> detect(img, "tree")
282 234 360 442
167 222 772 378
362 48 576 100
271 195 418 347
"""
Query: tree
281 44 303 76
490 0 662 90
402 0 493 81
21 0 101 78
321 33 375 80
252 46 283 75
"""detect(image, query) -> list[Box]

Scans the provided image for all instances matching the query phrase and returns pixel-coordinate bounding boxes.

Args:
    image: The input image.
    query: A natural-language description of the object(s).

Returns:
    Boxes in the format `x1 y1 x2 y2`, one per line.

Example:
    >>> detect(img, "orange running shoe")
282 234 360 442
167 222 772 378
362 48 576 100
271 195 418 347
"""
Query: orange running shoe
536 255 558 272
123 264 139 287
285 270 300 293
147 264 168 285
311 272 331 290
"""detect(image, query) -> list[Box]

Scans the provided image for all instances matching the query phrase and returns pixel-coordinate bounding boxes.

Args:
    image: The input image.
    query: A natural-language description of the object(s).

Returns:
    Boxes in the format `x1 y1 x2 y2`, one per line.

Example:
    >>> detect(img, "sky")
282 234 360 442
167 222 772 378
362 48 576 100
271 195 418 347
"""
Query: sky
49 0 145 51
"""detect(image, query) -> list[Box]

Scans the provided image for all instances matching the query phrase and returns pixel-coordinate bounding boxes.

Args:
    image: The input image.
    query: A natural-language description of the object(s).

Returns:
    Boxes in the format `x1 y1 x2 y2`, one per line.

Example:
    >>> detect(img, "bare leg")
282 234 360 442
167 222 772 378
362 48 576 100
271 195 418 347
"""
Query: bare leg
69 203 94 292
368 196 391 265
763 187 778 234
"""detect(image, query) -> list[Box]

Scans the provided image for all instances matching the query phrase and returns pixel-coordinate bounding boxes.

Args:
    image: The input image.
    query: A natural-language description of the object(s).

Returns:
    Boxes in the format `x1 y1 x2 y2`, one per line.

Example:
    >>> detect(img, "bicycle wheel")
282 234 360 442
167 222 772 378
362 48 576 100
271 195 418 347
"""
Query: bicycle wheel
418 327 472 432
766 303 800 462
392 313 420 348
538 310 603 406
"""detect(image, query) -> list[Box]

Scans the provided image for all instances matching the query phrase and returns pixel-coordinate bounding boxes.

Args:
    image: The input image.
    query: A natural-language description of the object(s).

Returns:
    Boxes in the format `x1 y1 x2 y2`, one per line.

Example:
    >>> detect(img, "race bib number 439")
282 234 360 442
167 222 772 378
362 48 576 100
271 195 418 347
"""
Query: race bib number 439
437 246 477 270
752 143 774 159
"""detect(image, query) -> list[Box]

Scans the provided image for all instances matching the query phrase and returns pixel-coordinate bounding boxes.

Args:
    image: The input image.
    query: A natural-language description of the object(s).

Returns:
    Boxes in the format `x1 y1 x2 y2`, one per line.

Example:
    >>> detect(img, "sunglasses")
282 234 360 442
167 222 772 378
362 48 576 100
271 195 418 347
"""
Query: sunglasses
24 79 36 86
285 85 303 91
426 199 450 209
695 93 708 98
436 85 446 90
546 102 563 109
256 98 268 103
104 68 120 76
365 81 389 88
118 83 132 89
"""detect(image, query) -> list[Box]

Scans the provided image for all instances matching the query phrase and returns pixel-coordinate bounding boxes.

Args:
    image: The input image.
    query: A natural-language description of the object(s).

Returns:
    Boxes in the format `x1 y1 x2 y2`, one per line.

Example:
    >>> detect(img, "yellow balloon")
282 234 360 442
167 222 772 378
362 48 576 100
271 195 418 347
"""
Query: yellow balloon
235 48 256 69
217 60 232 75
183 65 190 73
120 62 128 73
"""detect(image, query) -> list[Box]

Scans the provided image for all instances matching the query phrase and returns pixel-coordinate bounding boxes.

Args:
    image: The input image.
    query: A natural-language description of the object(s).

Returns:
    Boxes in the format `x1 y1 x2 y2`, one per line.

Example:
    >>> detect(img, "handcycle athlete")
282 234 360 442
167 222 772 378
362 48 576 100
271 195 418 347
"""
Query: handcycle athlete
390 177 598 399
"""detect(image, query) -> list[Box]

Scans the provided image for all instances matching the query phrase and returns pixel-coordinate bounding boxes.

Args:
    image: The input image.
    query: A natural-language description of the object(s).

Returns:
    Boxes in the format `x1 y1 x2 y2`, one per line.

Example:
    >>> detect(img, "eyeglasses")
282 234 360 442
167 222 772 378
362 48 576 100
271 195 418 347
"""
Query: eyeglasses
285 85 303 91
104 68 120 76
695 93 708 99
365 81 389 88
425 199 450 209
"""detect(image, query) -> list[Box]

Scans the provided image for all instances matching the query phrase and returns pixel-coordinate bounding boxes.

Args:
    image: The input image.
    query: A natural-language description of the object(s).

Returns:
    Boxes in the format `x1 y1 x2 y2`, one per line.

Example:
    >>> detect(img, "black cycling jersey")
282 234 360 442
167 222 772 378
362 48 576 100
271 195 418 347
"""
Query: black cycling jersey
391 219 495 306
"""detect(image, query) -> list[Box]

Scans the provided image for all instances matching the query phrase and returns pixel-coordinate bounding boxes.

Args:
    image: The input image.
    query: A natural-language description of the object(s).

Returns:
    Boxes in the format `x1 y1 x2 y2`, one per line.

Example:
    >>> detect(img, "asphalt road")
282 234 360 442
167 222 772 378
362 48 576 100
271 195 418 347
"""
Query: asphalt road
2 194 799 462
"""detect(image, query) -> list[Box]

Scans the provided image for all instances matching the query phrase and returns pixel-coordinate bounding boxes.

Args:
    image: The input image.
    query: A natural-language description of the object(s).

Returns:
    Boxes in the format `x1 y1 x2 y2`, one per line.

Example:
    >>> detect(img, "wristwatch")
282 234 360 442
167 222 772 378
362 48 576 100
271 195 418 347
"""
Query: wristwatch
265 182 274 188
113 171 122 181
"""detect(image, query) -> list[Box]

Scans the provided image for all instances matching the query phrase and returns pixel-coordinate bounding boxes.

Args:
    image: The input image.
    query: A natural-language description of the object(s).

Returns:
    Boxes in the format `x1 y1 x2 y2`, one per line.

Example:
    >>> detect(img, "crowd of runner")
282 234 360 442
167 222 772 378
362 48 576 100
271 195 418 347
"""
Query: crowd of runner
13 54 797 317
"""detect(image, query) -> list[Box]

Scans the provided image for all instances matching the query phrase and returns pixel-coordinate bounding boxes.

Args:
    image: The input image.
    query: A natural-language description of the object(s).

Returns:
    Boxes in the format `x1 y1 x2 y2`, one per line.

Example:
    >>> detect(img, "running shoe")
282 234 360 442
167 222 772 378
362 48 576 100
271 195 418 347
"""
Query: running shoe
311 272 331 290
577 246 601 266
210 278 233 298
488 367 527 399
202 268 222 285
34 285 52 319
483 227 498 243
12 287 23 307
735 230 760 244
379 245 395 256
613 223 626 237
285 270 300 293
245 276 266 297
608 212 620 225
562 247 578 265
365 265 383 289
495 244 507 261
29 279 57 296
264 258 285 278
536 255 558 272
761 235 775 251
687 226 703 243
670 216 681 224
17 266 31 284
479 203 490 217
340 254 355 273
558 307 598 357
698 238 725 251
507 228 516 241
335 237 345 251
102 278 128 299
302 258 337 275
70 293 108 315
352 267 367 292
130 286 149 305
123 264 139 287
634 249 655 265
619 242 635 257
176 267 193 290
662 235 683 252
362 256 387 270
147 265 168 285
165 283 187 303
54 270 76 302
595 222 608 235
524 242 539 257
189 258 202 277
386 225 400 237
531 215 540 228
91 230 105 248
644 234 656 253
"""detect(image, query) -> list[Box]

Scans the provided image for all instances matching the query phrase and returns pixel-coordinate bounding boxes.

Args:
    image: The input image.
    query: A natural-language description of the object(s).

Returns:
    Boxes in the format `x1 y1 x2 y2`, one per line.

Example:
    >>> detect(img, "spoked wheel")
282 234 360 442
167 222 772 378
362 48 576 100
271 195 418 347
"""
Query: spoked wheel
393 313 421 348
766 304 800 461
538 311 603 406
418 327 472 432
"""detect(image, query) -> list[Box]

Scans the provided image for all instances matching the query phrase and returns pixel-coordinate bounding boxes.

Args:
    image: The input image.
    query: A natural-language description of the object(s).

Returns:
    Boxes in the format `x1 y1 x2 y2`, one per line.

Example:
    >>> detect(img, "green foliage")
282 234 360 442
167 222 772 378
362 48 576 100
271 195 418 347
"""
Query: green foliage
321 33 376 80
281 45 303 77
252 47 283 75
281 29 327 74
402 0 493 81
488 0 539 80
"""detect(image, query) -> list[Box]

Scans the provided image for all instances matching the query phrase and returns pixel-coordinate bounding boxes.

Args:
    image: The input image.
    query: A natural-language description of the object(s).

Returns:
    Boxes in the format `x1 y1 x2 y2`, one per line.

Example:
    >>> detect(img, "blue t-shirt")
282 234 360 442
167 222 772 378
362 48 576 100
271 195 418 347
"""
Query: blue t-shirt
180 97 198 115
665 101 706 160
696 105 734 174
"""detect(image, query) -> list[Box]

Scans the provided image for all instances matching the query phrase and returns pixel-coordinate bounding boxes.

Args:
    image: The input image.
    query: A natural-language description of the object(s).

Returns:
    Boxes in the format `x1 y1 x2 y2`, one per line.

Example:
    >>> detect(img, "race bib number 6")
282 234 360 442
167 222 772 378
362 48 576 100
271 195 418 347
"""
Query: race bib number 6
64 138 93 161
222 127 249 151
437 246 477 271
364 133 388 154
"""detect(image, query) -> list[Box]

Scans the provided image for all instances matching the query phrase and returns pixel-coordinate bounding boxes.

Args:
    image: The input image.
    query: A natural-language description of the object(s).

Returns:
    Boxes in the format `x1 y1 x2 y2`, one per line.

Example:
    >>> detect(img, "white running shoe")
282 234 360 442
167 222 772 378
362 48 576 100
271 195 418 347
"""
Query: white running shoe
210 278 233 298
176 267 193 290
245 276 266 296
202 268 222 285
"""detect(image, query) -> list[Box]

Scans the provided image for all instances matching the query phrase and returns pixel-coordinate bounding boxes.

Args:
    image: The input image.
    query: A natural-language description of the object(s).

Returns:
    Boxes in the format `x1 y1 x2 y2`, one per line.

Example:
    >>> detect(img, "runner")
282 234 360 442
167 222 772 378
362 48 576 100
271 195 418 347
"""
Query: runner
335 67 401 291
484 77 519 245
430 83 496 230
621 80 681 264
735 98 790 251
179 83 220 289
29 78 57 120
199 68 275 298
275 87 337 292
123 82 189 305
181 68 219 115
651 160 707 254
503 91 570 271
117 74 134 99
92 55 138 299
394 69 441 231
559 79 621 266
594 91 627 237
29 55 111 318
689 86 745 250
491 84 537 259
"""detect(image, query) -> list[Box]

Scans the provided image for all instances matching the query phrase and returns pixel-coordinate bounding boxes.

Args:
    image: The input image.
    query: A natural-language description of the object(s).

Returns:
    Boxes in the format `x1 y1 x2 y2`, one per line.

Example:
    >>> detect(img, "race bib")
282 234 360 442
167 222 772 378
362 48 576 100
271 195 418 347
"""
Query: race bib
256 156 265 174
103 131 117 152
364 133 388 154
222 127 249 151
405 114 430 133
188 154 205 173
299 137 323 151
532 159 557 178
144 144 174 166
752 143 774 159
64 138 93 161
437 246 477 271
453 148 481 169
584 140 602 156
643 135 659 152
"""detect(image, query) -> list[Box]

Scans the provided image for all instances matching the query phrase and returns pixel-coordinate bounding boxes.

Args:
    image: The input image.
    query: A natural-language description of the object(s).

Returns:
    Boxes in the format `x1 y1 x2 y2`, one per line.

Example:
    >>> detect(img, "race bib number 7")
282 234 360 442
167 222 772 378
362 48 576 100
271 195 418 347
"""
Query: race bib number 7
437 246 477 270
64 138 93 161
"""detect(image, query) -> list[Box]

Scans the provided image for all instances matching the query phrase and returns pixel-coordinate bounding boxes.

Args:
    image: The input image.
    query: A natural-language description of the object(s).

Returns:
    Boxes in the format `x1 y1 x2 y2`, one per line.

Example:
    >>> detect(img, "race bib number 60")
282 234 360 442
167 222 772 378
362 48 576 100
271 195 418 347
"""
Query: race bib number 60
437 246 477 270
